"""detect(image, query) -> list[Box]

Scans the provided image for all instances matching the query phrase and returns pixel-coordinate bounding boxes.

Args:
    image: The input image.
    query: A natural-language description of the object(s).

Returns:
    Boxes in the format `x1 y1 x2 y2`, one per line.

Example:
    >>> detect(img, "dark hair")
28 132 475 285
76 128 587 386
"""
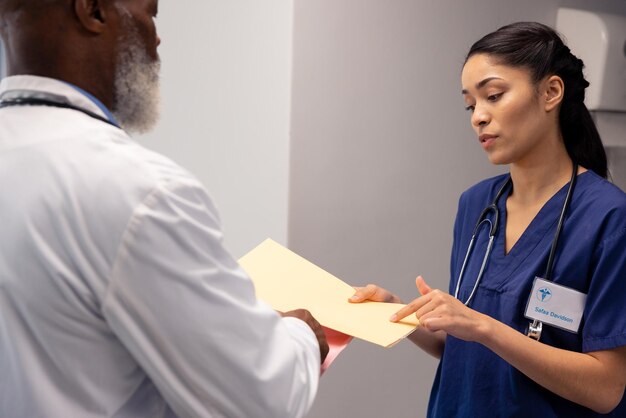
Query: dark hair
466 22 607 178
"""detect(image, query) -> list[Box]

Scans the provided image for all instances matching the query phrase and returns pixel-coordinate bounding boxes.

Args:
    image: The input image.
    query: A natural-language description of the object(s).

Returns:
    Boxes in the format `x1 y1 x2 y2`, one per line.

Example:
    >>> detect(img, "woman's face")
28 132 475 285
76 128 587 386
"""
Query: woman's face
461 53 554 166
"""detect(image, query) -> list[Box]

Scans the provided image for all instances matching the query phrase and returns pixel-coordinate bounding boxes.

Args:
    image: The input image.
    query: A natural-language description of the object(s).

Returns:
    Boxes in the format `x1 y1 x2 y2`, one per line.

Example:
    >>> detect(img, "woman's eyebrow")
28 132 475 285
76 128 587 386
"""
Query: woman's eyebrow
461 77 504 95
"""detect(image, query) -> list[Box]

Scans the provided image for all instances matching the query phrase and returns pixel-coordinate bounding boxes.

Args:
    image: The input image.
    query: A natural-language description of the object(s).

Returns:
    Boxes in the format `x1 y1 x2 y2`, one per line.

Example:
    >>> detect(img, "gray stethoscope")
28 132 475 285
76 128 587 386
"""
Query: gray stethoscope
454 164 578 341
0 94 119 128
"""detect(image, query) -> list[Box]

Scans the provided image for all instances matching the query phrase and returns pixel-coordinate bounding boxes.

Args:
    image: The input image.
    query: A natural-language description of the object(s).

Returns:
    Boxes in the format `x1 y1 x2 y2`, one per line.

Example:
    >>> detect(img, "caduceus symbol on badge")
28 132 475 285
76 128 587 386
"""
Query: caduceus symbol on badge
538 287 552 302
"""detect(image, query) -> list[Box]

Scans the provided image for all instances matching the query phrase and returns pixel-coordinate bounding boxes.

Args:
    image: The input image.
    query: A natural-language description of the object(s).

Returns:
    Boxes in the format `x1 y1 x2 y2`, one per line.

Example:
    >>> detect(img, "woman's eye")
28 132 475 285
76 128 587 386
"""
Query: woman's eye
487 93 503 102
465 105 475 113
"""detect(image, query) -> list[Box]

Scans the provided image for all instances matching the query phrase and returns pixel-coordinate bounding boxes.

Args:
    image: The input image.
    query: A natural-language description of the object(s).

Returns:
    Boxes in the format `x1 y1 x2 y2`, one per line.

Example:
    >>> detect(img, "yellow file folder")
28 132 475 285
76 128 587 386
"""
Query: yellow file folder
239 239 419 347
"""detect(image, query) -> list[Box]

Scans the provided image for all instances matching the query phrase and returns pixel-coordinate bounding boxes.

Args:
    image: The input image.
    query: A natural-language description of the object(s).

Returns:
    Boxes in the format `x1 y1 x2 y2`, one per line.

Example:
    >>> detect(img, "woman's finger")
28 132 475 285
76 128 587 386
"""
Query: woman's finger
349 284 378 302
389 296 429 322
416 275 433 295
418 314 447 332
349 284 401 303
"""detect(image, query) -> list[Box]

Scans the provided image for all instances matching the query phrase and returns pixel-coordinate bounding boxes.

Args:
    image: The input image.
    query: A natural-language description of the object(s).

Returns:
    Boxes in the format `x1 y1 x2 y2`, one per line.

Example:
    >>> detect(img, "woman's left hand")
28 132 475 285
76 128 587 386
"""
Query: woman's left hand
390 276 489 343
394 278 626 414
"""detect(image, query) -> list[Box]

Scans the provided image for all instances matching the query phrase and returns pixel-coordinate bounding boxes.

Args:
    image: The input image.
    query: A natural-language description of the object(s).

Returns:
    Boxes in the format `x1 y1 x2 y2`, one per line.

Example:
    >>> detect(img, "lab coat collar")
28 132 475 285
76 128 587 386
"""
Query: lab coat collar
0 75 119 126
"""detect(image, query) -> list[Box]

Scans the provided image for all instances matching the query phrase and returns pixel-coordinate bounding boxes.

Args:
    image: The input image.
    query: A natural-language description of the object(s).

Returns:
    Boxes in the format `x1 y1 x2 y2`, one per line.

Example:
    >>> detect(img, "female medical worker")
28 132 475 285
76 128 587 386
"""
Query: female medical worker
350 22 626 417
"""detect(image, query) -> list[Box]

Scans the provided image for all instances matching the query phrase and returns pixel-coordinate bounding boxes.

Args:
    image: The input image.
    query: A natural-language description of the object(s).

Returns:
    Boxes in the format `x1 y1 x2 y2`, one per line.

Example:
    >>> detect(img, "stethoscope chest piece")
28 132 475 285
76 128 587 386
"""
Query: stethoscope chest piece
527 319 543 340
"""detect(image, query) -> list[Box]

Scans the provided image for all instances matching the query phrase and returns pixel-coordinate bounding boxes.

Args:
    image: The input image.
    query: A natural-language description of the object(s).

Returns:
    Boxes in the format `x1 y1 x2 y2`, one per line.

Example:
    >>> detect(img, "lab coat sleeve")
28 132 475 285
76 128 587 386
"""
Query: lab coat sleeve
102 179 320 418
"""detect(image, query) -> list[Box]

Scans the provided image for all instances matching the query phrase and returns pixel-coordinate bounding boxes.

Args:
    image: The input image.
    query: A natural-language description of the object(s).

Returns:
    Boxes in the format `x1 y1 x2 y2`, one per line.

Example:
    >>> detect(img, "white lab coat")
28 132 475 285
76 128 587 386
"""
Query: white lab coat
0 75 320 418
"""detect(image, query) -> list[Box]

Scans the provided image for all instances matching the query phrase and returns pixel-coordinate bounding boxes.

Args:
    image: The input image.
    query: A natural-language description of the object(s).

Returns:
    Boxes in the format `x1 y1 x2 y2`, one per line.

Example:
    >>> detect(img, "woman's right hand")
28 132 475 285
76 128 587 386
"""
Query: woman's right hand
349 284 403 304
350 278 445 359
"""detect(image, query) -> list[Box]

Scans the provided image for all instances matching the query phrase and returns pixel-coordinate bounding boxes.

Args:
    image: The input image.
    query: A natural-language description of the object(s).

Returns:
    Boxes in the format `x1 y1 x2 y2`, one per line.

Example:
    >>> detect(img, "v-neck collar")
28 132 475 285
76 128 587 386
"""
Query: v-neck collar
485 171 592 288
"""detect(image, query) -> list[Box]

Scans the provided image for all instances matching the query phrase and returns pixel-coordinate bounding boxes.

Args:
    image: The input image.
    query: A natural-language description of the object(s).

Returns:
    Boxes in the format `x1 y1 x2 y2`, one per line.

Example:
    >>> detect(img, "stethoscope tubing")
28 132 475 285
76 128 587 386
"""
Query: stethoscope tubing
454 220 495 306
456 164 578 340
528 164 579 337
454 178 511 306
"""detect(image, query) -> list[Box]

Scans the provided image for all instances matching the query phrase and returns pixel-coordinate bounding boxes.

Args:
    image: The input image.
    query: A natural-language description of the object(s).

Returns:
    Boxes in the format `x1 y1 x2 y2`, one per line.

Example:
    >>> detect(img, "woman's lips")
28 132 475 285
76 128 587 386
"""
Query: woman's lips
479 134 498 149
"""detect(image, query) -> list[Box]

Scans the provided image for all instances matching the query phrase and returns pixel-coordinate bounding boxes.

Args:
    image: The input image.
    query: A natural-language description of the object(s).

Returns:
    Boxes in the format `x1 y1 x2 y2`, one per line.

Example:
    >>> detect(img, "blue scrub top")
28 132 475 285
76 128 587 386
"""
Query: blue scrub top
428 171 626 417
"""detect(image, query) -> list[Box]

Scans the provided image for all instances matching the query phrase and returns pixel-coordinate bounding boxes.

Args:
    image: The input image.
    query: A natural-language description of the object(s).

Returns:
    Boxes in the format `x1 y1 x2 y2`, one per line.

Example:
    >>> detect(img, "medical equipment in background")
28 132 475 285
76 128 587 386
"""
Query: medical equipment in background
557 8 626 190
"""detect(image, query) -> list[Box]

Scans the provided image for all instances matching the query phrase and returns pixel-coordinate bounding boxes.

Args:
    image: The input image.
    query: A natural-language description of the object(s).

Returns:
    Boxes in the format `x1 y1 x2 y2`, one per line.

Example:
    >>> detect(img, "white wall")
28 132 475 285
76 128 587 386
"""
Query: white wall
138 0 294 257
289 1 626 417
128 1 626 417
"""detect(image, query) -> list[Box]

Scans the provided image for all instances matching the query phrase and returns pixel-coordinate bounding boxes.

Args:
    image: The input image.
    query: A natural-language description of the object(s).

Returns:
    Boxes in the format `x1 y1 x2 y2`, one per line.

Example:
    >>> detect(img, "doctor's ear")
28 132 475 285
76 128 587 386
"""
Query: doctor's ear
543 75 564 112
74 0 107 33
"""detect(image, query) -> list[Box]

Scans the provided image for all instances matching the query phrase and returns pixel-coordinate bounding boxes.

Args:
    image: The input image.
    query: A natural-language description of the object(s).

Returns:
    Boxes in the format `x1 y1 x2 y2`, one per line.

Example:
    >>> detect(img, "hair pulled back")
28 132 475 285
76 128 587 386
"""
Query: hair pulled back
466 22 607 178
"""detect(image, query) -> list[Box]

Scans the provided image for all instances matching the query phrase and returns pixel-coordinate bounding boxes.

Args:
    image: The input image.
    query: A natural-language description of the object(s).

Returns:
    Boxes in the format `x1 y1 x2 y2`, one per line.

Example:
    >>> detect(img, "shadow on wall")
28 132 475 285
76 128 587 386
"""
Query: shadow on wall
0 42 5 78
607 147 626 190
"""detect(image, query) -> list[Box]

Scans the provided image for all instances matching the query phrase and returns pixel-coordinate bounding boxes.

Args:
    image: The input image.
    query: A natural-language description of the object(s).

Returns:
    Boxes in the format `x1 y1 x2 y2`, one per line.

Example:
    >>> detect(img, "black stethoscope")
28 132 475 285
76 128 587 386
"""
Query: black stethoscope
454 164 578 341
0 96 119 128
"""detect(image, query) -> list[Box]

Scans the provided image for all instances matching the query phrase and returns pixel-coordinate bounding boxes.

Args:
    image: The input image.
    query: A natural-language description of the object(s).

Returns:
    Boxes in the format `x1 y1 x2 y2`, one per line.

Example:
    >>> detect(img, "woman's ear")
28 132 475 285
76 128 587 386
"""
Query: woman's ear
74 0 107 33
544 75 564 112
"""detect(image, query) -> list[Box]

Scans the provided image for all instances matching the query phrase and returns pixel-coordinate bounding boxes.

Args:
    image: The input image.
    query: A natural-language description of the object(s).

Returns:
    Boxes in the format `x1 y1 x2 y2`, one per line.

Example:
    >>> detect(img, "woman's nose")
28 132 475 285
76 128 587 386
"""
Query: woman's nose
471 104 490 128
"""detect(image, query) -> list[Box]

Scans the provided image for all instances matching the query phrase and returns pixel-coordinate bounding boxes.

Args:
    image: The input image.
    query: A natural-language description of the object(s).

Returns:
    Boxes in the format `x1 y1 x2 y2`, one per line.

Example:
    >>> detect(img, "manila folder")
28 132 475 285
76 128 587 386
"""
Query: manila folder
239 239 418 348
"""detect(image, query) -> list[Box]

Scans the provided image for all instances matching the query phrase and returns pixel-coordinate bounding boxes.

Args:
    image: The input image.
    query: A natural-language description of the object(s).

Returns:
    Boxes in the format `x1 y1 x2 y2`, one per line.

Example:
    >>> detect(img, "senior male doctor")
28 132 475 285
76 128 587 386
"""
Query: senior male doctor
0 0 328 417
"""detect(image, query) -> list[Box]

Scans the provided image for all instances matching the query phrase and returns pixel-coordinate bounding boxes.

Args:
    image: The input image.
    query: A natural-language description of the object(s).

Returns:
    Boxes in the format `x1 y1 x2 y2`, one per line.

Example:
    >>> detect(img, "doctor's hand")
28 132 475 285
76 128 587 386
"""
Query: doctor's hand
281 309 329 364
389 276 487 343
348 284 403 304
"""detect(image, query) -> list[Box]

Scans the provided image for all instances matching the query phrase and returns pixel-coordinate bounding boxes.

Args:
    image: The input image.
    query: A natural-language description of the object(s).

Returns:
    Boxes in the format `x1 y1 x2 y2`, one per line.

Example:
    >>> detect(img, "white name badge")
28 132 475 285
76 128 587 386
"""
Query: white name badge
524 277 587 333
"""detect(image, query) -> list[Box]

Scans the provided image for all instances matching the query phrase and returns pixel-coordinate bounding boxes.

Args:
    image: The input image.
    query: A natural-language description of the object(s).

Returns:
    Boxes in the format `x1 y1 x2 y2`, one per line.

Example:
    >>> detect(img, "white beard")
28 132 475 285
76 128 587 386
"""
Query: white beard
112 25 161 135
